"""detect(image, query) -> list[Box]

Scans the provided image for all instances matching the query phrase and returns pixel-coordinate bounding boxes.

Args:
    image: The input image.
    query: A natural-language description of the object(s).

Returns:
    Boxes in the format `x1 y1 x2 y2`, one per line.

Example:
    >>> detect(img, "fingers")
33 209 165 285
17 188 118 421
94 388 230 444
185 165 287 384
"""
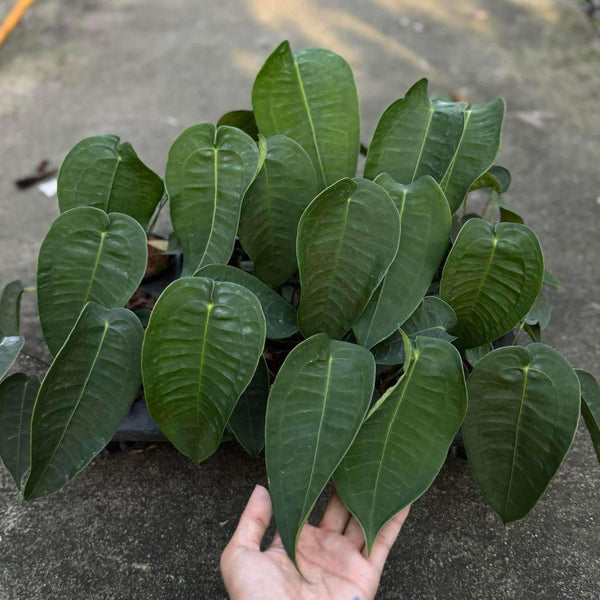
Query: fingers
367 505 410 570
319 490 351 533
229 485 273 550
343 517 366 551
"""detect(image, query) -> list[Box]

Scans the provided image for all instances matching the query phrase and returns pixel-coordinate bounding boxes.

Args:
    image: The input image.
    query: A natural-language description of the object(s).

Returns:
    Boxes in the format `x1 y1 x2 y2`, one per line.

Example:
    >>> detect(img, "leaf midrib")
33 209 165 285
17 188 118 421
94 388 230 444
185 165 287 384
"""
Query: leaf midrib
410 106 434 182
15 377 30 488
82 230 108 304
441 109 471 192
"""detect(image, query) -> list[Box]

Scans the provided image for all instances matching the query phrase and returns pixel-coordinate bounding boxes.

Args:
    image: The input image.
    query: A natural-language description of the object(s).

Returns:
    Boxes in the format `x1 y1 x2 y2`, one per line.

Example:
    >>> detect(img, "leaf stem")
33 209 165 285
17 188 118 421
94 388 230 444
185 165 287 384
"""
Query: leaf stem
146 192 168 236
512 322 525 346
20 349 51 367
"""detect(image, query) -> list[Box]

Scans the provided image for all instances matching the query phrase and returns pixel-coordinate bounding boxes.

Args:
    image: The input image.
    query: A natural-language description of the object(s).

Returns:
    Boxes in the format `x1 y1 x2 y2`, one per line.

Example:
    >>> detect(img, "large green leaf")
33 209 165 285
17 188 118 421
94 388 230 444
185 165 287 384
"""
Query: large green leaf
463 344 580 523
335 336 466 554
372 297 457 365
0 280 24 336
576 369 600 464
0 373 39 488
440 99 505 213
217 110 259 140
297 178 400 340
266 334 375 563
37 207 147 355
165 123 260 275
252 41 359 189
238 135 318 287
57 135 164 229
364 79 465 184
228 356 269 458
194 264 297 339
354 174 451 348
142 277 266 463
24 303 143 500
470 165 511 194
0 336 24 380
440 218 543 349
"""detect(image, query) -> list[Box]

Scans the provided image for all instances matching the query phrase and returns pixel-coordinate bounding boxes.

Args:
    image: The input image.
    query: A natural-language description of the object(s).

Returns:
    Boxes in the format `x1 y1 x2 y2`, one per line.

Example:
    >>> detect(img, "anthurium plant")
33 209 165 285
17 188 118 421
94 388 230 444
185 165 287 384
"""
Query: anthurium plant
1 41 599 565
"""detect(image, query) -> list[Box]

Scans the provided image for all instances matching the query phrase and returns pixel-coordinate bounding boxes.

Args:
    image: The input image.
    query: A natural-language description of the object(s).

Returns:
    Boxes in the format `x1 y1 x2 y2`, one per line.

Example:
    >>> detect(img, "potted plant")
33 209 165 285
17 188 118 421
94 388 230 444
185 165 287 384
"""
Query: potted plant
1 40 599 566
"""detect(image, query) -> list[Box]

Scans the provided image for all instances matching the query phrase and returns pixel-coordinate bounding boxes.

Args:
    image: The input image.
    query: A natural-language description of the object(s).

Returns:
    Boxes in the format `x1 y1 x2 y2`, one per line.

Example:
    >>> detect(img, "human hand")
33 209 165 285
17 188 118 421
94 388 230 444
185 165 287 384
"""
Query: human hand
221 484 410 600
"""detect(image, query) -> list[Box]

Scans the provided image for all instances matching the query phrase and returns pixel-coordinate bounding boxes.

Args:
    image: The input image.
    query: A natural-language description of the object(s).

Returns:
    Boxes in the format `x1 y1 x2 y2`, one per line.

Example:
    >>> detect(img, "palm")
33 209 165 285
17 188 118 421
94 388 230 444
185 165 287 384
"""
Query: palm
221 486 409 600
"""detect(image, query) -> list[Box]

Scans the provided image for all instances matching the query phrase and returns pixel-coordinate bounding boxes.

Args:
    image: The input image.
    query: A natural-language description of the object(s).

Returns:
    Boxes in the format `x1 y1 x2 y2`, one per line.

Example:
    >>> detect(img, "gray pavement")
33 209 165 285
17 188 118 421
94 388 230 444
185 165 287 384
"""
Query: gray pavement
1 1 599 598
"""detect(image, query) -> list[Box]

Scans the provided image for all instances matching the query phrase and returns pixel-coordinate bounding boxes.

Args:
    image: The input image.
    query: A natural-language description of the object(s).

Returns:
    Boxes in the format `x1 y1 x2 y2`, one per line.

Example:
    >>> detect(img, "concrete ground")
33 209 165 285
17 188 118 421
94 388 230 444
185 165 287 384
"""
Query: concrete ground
1 0 599 598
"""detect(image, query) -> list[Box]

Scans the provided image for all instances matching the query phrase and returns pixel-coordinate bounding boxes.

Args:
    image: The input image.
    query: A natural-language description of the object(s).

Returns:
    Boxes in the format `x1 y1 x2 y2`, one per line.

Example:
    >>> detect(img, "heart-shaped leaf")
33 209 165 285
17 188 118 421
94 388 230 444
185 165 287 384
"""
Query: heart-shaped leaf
217 110 259 140
364 79 465 184
142 277 266 463
228 356 269 458
354 174 451 348
238 135 318 287
57 135 164 229
440 218 543 348
0 280 24 336
440 98 505 213
166 124 260 275
24 303 143 500
0 373 39 488
372 297 457 365
470 165 511 194
0 336 24 380
194 264 297 339
297 178 400 340
335 336 467 554
575 369 600 464
463 344 580 523
266 334 375 563
37 207 147 355
252 41 359 189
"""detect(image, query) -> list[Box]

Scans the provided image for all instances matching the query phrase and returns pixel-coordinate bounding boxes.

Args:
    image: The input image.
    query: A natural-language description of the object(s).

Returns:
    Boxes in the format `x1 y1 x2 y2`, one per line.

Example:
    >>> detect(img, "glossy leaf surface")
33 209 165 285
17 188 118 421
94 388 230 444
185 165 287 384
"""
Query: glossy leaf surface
57 135 164 228
238 135 318 287
166 123 260 275
142 277 266 463
335 336 466 553
364 79 464 184
354 174 451 348
372 297 457 365
252 41 359 189
0 280 24 336
24 303 143 500
228 356 269 457
465 343 493 367
576 369 600 464
463 344 580 523
0 373 39 488
440 218 543 348
217 110 259 140
440 98 505 213
0 336 24 380
37 207 147 355
266 334 375 562
194 264 297 339
297 178 399 340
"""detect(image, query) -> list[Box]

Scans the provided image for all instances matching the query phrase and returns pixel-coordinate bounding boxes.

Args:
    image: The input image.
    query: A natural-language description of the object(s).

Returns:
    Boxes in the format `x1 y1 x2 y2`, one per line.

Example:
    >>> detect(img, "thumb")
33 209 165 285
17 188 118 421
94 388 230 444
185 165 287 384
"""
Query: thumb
229 485 273 550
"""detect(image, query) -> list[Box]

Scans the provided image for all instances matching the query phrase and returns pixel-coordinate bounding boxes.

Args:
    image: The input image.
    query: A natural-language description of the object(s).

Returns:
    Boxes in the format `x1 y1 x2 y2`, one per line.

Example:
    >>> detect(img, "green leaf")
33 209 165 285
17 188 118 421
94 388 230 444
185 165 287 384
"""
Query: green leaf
238 135 318 287
0 280 24 336
364 79 465 184
440 98 505 213
543 267 565 293
465 342 493 367
217 110 259 140
266 334 375 563
354 174 451 348
498 199 524 224
372 297 457 365
0 336 24 380
297 178 400 340
524 322 542 343
194 264 297 339
142 277 266 463
575 369 600 464
228 356 269 457
37 207 148 355
470 165 511 194
24 303 143 500
524 290 552 329
0 373 39 489
440 218 543 349
252 41 360 189
335 336 467 554
57 135 164 229
463 344 580 523
165 123 260 275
